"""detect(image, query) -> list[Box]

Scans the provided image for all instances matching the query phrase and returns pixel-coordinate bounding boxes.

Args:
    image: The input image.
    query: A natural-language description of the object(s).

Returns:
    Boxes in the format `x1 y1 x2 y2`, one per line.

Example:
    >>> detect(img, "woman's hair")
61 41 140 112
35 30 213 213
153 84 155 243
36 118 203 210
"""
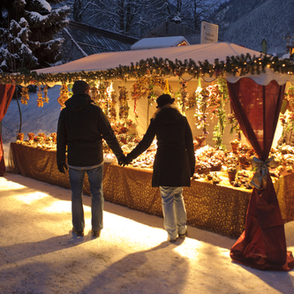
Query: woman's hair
152 103 180 119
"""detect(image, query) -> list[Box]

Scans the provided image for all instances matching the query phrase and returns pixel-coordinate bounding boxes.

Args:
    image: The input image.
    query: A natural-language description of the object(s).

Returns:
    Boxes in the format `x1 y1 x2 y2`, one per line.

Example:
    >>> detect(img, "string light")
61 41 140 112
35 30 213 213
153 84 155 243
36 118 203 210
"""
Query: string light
1 54 294 86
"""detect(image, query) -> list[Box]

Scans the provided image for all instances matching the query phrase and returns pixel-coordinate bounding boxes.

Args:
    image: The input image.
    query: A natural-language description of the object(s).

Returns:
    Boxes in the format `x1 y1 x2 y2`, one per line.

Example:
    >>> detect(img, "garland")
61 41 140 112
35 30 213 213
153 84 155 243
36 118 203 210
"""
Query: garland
194 78 209 136
175 80 189 113
118 86 129 120
130 76 165 106
209 80 228 150
227 113 241 140
2 54 292 86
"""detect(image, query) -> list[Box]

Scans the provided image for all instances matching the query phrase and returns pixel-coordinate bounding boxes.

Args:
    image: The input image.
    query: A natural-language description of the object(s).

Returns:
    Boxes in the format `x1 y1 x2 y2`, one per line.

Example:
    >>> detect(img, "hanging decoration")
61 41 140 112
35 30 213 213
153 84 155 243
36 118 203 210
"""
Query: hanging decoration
187 84 197 109
106 82 117 121
194 78 209 137
43 86 49 103
133 95 139 119
130 76 165 106
118 86 129 120
177 80 189 113
227 112 241 141
37 86 44 107
147 78 157 106
57 84 70 109
130 82 140 118
90 84 99 105
130 77 149 98
20 87 30 105
163 79 171 95
37 85 50 107
279 87 294 134
98 82 107 113
208 79 228 150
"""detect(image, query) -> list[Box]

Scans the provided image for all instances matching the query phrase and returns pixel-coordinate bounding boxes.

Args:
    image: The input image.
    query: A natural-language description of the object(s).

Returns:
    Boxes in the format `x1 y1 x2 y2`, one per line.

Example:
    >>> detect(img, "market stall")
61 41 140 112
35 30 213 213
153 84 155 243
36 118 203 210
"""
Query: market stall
2 41 294 270
8 141 294 238
8 141 250 237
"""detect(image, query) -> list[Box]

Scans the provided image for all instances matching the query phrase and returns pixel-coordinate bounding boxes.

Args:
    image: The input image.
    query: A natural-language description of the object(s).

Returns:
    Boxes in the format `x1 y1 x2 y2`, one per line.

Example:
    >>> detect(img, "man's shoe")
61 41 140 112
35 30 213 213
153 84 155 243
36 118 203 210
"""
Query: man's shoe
179 230 187 239
91 230 101 238
72 228 84 236
168 236 177 243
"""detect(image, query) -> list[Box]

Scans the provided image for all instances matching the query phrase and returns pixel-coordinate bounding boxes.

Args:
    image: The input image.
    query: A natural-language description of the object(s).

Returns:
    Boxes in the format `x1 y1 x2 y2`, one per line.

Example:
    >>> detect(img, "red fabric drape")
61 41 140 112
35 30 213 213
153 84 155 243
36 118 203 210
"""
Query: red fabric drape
227 78 294 271
0 84 15 176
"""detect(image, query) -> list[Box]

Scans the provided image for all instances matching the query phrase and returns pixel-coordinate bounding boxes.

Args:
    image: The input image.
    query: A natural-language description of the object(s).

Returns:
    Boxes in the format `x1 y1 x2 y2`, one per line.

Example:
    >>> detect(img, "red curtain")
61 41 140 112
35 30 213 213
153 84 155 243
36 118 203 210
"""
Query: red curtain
0 84 15 176
227 78 294 271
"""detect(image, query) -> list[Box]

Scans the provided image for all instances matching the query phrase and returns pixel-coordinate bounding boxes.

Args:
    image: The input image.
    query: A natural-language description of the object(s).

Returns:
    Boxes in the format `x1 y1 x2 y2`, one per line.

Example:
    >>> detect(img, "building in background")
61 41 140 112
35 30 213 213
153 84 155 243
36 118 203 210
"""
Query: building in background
62 21 138 62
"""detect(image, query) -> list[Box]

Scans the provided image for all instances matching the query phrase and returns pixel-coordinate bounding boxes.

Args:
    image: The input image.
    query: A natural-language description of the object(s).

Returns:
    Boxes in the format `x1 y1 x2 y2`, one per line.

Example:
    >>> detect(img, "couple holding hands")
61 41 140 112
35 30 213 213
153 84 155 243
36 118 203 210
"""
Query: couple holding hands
57 81 195 242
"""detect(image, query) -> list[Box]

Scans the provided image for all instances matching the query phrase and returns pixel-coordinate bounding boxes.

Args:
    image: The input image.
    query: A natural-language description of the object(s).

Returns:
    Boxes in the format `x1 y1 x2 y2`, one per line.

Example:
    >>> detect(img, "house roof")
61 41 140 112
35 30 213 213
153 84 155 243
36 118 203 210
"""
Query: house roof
66 21 138 55
130 36 190 50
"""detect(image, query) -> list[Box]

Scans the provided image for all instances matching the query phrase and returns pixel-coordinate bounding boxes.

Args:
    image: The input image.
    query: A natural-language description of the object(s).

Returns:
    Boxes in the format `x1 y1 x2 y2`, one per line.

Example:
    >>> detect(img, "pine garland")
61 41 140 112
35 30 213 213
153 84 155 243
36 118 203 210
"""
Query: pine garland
2 54 293 86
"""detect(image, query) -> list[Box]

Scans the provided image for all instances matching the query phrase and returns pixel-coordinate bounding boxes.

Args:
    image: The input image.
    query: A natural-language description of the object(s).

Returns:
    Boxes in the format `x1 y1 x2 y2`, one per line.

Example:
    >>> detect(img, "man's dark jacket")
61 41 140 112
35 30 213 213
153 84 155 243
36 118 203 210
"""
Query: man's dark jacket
57 93 123 167
127 107 195 187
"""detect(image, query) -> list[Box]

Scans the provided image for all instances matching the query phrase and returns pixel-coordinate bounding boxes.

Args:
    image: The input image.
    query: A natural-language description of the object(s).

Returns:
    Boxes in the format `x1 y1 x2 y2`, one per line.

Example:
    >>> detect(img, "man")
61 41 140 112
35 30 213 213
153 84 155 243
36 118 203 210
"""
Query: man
57 80 125 237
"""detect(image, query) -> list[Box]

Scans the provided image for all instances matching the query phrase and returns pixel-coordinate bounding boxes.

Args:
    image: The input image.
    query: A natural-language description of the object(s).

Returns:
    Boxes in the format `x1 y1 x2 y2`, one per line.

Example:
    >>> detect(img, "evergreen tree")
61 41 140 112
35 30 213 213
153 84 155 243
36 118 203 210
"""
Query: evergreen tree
0 0 70 73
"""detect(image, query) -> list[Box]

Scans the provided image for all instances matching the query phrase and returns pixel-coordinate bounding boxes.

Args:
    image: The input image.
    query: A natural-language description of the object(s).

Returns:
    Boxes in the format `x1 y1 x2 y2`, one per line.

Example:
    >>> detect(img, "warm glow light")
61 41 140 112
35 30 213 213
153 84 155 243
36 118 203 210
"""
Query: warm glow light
40 200 74 214
0 185 24 192
195 86 202 95
12 191 50 205
106 82 114 100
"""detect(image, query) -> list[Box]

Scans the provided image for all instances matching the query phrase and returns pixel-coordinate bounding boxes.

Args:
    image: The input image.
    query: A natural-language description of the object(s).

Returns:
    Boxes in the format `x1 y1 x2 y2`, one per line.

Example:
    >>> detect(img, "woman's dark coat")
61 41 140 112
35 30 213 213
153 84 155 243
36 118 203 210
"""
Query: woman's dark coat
128 107 195 187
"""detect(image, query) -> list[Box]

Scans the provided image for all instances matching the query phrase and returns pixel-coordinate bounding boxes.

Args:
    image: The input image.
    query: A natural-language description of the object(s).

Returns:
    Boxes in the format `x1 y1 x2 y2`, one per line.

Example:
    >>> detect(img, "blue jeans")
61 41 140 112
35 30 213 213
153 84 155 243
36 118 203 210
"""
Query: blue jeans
160 186 187 240
69 165 104 232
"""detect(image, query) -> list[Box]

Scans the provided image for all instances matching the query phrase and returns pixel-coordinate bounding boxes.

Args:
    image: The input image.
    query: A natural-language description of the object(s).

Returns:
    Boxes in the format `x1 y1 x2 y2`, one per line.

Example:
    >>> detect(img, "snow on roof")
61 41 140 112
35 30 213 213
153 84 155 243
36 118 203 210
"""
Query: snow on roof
282 53 290 59
131 36 190 50
35 42 294 86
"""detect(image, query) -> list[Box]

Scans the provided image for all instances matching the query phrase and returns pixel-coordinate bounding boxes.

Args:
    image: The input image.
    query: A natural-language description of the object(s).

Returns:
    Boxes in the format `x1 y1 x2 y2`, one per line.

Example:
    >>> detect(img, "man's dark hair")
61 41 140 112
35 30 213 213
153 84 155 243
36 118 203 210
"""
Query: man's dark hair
72 81 90 94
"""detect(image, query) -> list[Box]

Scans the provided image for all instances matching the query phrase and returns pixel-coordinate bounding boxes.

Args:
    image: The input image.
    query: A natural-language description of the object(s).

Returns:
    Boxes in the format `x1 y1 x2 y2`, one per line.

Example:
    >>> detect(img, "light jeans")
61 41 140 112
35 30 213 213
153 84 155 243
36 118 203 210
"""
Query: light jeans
160 186 187 240
69 165 104 232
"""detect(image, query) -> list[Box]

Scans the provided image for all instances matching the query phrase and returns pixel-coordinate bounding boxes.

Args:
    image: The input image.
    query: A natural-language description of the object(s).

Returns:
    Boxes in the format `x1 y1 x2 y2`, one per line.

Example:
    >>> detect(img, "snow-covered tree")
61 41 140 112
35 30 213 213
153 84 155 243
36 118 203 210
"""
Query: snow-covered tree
181 0 223 32
0 0 70 73
70 0 174 38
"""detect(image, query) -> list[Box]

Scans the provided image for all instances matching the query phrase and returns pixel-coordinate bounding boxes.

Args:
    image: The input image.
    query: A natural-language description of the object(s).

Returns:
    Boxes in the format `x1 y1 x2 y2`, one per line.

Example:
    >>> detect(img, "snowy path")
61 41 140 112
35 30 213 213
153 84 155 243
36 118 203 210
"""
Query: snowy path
0 173 293 293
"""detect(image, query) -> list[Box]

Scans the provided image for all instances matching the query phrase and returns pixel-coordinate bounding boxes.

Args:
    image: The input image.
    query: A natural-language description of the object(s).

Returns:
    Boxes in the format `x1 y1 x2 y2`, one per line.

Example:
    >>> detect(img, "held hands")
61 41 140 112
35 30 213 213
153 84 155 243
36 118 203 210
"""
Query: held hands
118 155 132 166
58 163 68 174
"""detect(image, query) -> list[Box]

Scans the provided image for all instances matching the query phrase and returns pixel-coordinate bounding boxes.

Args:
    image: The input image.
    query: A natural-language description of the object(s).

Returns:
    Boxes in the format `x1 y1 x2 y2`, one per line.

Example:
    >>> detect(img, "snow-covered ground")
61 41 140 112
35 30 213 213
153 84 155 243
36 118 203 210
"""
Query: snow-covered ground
1 86 294 293
1 173 294 293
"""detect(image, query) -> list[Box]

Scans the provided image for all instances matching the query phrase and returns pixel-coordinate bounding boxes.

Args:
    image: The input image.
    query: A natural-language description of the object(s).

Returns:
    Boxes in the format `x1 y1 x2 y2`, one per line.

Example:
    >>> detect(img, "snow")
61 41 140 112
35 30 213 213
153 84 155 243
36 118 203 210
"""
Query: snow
1 86 294 293
27 11 50 22
37 0 52 13
131 36 190 50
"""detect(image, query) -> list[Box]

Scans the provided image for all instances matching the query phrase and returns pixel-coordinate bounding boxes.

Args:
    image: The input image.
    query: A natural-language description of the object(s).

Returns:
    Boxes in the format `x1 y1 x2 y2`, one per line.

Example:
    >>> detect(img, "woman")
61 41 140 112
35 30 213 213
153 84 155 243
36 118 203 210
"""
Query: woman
125 94 195 242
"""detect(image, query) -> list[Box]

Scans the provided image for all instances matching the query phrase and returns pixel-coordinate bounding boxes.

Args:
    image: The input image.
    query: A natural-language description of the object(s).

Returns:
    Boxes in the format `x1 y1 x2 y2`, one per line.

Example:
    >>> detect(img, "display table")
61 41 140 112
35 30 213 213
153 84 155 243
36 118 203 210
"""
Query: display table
8 142 294 237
